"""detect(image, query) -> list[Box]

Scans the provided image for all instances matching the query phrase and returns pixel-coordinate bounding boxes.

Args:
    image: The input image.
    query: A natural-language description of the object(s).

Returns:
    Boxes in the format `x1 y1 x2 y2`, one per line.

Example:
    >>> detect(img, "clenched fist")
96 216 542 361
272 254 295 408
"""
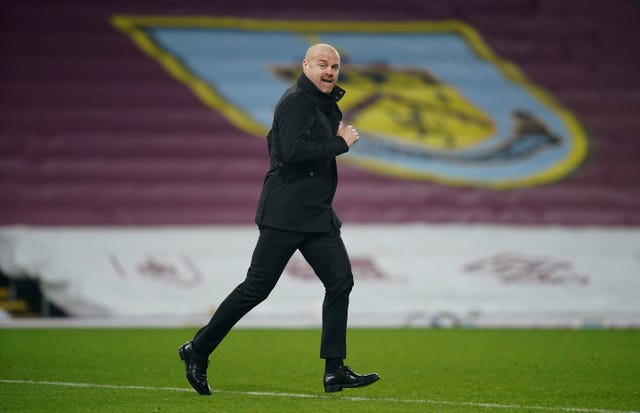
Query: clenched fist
337 121 360 147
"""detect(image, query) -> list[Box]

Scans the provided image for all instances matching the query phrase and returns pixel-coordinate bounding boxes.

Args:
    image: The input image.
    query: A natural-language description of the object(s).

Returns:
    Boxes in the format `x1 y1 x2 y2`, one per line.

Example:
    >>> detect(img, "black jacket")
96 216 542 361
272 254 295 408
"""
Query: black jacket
255 74 349 232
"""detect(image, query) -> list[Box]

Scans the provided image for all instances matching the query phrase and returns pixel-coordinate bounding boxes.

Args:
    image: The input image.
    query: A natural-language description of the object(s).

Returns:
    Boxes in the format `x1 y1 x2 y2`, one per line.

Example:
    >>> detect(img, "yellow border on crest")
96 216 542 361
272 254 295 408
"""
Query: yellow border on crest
111 15 589 190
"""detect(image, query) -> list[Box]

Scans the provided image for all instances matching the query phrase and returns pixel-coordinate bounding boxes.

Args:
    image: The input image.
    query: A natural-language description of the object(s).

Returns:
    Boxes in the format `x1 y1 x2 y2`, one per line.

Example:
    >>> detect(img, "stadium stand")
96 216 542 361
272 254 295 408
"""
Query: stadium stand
1 0 639 227
1 0 639 326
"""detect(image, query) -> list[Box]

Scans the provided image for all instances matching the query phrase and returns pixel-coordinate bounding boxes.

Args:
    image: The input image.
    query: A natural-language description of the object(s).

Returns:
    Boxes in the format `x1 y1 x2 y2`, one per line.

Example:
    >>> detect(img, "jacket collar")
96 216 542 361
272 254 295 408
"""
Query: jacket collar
297 73 345 102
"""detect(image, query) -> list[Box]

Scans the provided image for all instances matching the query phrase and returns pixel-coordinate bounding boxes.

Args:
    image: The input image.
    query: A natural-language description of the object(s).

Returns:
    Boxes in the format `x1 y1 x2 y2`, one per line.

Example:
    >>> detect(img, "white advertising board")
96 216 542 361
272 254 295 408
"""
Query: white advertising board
1 224 639 327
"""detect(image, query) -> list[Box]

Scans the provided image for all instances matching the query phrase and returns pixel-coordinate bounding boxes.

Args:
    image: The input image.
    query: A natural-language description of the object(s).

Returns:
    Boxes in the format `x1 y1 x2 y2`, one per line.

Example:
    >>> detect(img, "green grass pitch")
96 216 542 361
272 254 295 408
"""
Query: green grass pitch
1 328 639 412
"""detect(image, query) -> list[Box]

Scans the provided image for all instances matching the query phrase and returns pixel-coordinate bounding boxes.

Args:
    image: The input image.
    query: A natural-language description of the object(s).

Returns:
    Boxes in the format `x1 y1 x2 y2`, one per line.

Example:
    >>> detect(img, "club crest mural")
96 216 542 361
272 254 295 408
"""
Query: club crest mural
112 17 589 189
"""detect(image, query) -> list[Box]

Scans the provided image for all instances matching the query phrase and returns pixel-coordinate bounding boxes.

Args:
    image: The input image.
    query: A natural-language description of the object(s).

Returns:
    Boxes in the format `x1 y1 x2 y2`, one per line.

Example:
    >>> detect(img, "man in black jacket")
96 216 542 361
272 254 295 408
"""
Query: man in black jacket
179 43 379 395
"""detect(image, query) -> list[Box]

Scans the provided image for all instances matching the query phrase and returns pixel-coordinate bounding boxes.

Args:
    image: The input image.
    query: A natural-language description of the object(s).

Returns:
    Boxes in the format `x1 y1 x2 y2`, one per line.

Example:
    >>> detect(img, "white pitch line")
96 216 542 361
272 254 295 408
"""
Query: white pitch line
1 379 638 413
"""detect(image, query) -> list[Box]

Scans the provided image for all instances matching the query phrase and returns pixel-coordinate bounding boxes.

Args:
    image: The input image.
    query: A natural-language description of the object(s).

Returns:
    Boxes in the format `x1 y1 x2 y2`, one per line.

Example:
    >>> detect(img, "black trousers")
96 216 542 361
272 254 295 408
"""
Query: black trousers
191 226 354 359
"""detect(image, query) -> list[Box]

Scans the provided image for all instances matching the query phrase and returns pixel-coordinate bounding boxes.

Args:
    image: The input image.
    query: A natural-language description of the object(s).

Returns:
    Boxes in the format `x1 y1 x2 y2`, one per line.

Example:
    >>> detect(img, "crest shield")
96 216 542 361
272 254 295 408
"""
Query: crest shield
112 17 589 189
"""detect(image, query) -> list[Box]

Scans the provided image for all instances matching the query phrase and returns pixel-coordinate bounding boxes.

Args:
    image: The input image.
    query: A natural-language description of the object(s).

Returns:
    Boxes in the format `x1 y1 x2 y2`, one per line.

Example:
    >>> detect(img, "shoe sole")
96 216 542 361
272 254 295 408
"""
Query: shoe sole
324 376 380 393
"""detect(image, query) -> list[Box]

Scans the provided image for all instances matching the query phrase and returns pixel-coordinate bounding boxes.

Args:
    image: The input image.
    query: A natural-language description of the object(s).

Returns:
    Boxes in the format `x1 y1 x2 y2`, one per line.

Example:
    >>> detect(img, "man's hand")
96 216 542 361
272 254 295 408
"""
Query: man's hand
337 121 360 147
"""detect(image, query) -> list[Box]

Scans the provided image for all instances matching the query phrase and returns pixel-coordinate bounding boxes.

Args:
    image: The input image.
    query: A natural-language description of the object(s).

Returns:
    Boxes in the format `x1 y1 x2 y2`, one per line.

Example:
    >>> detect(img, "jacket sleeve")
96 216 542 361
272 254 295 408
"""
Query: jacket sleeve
275 94 349 163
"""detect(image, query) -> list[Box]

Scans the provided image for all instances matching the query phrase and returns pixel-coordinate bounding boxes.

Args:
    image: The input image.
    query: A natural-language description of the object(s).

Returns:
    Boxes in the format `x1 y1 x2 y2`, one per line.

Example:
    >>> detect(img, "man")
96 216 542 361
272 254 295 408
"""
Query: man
179 43 380 395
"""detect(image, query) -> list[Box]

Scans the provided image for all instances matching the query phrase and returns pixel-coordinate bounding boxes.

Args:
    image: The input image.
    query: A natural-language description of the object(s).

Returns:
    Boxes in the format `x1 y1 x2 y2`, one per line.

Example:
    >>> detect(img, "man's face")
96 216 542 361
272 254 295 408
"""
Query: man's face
303 48 341 94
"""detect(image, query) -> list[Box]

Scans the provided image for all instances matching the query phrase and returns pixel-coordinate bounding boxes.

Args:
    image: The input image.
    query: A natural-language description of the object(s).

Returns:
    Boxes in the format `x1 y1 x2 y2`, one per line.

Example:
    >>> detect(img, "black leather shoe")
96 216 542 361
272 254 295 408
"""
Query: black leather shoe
178 341 211 395
324 365 380 392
